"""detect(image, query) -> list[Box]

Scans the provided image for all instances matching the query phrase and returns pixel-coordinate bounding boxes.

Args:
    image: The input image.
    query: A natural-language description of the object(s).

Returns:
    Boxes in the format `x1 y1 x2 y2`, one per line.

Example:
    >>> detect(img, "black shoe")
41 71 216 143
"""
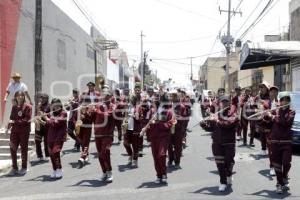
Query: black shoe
168 161 173 167
174 164 181 169
249 143 255 147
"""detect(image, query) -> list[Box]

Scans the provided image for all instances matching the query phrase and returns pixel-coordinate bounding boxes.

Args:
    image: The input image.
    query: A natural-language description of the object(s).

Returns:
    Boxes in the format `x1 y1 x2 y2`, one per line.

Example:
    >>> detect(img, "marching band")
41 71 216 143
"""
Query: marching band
4 74 296 195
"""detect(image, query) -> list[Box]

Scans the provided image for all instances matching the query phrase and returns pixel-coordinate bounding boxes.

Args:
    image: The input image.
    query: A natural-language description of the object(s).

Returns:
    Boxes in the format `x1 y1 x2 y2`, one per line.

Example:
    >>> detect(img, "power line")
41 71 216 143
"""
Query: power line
238 0 276 40
153 0 222 22
150 51 223 61
234 0 265 37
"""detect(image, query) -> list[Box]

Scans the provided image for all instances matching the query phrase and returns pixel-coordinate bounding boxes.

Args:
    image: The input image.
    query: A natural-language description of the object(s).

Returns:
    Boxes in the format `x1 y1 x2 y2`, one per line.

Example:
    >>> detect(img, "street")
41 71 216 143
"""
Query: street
0 103 300 200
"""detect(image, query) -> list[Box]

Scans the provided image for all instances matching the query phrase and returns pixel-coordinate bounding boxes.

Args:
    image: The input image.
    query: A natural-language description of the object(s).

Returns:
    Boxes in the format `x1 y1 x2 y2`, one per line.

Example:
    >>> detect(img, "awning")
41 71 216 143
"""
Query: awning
240 41 300 70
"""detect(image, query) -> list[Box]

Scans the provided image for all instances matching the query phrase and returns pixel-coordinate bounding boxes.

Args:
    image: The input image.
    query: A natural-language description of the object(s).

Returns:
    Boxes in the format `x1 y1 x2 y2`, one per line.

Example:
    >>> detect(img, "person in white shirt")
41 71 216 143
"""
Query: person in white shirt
3 72 32 105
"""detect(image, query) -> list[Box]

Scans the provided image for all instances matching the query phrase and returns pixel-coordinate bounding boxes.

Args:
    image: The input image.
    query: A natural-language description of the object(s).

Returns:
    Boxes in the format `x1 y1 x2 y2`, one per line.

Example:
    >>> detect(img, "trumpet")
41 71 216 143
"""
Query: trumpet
139 112 158 137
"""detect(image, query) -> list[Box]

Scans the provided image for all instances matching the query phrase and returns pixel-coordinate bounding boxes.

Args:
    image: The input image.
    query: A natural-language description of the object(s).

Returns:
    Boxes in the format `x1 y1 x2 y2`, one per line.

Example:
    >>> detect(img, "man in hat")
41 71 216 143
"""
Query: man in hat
4 72 33 105
80 82 101 105
264 91 295 194
200 95 238 192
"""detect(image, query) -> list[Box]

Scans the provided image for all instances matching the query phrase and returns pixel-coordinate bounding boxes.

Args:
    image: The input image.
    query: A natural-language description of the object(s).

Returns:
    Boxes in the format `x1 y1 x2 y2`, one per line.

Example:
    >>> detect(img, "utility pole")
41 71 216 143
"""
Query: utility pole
34 0 43 103
219 0 242 93
140 31 145 89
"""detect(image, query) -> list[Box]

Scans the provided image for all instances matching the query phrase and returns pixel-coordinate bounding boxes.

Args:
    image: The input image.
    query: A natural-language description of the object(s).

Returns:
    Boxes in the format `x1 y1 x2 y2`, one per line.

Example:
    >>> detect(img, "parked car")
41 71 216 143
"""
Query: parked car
291 92 300 147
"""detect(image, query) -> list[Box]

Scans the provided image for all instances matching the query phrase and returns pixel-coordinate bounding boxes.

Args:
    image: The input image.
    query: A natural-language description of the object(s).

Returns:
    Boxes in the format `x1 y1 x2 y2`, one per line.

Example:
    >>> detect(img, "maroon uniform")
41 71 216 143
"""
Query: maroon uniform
148 106 174 179
168 102 186 166
200 108 238 185
80 90 101 104
93 103 115 174
268 107 295 187
9 103 32 171
65 97 80 149
113 98 126 142
78 106 94 161
35 102 50 159
46 111 67 171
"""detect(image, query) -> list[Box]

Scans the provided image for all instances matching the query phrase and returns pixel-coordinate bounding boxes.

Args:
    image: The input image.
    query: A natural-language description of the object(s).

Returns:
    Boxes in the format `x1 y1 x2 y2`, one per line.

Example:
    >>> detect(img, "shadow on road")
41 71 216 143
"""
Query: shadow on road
258 169 274 181
69 161 91 169
26 175 59 182
137 181 168 189
30 160 49 167
61 148 80 157
193 185 233 196
118 164 135 172
246 189 294 199
70 179 109 187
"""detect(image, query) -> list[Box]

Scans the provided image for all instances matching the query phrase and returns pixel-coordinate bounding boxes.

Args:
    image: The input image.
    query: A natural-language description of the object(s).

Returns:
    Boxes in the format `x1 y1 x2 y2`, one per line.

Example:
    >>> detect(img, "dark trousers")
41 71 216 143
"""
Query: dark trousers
168 130 184 164
271 143 292 186
35 127 49 158
78 127 92 160
212 143 235 184
10 131 30 170
249 121 256 144
48 142 64 170
67 121 80 146
123 130 140 160
260 132 267 151
115 120 123 141
95 136 113 173
151 136 169 178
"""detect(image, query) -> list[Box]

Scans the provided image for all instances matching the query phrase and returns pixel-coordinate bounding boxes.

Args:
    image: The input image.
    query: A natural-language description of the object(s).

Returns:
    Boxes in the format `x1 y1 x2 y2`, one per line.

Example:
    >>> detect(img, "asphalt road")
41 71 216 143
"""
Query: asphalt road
0 103 300 200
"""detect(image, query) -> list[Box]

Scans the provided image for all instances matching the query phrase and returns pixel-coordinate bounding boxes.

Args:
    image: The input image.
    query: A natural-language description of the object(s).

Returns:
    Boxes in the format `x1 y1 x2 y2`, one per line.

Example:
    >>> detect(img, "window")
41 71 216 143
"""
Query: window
57 39 66 69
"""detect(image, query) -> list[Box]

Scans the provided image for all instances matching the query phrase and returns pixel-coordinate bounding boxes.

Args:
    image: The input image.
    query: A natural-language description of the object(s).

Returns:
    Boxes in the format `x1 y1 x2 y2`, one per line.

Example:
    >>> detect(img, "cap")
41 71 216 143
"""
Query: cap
259 81 270 90
87 82 95 87
218 88 225 93
270 86 279 91
278 91 291 101
11 72 21 78
235 86 242 91
72 88 79 94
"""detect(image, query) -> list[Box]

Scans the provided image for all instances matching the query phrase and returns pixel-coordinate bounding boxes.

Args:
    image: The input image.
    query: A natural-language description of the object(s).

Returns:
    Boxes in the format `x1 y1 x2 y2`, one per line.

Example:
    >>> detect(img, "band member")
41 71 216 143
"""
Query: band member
267 85 279 176
34 93 50 161
112 89 126 144
240 88 253 146
180 90 192 149
143 93 175 184
230 86 242 141
252 81 272 156
65 89 81 151
201 90 214 118
244 89 257 147
43 98 67 179
80 82 101 104
77 101 94 168
200 96 238 192
7 91 32 176
93 92 115 183
138 96 152 156
123 96 140 167
264 92 295 194
168 92 185 168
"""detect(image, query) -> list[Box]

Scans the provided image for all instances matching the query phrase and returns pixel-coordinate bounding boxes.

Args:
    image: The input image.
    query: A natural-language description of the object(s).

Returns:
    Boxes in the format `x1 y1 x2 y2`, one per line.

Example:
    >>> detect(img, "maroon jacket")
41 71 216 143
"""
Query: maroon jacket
10 103 32 133
80 90 101 104
173 102 186 133
93 103 115 137
268 108 295 141
113 100 126 121
148 107 174 140
46 111 68 143
253 94 272 132
201 109 238 144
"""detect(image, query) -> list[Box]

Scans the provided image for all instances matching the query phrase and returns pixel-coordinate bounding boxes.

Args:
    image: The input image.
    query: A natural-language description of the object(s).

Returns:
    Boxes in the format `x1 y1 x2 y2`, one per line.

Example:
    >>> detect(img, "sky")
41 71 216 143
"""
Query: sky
51 0 290 86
